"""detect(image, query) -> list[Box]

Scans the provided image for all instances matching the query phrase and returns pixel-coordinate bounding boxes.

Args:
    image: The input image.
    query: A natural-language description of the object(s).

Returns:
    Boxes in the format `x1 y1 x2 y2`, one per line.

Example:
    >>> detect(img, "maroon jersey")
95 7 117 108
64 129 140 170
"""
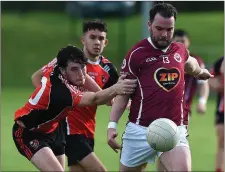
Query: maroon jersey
184 54 205 113
120 37 189 126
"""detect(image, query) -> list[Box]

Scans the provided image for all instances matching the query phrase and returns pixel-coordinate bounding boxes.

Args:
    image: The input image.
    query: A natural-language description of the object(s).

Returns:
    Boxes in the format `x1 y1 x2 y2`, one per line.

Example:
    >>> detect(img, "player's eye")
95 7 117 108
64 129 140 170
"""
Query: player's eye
90 36 96 40
99 37 105 41
71 67 78 71
156 27 163 31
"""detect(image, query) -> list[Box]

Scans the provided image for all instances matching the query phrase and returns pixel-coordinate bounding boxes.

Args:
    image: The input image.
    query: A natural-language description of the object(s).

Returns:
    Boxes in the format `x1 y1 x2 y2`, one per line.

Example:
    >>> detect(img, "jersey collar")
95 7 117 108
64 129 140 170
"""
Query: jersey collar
87 56 101 65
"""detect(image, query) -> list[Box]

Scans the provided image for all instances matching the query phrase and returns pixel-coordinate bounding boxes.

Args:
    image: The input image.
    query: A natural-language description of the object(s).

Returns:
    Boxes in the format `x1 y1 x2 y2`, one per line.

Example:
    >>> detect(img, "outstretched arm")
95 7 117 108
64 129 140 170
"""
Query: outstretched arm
77 76 136 107
185 56 213 80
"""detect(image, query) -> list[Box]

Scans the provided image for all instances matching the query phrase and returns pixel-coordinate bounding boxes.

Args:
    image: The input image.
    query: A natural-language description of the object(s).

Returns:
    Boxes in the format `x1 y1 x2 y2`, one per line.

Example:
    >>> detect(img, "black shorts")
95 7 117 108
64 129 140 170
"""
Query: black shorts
216 111 224 124
65 134 94 166
12 122 66 160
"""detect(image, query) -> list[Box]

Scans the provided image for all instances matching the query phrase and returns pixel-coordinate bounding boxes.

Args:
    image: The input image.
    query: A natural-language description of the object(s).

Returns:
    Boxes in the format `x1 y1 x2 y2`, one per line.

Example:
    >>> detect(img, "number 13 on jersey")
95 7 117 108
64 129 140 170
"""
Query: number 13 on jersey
163 57 170 63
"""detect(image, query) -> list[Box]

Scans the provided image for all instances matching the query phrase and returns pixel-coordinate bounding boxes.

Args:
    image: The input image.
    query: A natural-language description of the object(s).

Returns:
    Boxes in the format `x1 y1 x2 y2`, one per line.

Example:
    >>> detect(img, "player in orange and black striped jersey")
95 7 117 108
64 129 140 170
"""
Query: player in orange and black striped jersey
209 57 224 172
13 45 137 172
31 19 119 172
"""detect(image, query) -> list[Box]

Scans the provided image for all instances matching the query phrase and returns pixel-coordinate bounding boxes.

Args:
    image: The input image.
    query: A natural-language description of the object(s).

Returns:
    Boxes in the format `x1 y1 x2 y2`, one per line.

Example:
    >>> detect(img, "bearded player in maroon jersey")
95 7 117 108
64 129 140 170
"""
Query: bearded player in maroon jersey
12 45 137 171
107 3 213 171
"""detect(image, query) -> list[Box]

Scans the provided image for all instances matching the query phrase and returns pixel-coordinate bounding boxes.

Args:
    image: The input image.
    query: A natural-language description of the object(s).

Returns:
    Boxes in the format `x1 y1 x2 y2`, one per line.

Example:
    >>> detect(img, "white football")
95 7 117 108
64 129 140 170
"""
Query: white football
146 118 179 152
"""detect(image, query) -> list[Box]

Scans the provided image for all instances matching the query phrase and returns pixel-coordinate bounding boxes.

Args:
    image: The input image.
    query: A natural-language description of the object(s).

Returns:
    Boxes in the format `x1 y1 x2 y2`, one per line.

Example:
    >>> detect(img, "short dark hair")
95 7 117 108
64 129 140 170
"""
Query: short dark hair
173 29 189 38
57 45 88 68
82 19 108 34
149 3 178 23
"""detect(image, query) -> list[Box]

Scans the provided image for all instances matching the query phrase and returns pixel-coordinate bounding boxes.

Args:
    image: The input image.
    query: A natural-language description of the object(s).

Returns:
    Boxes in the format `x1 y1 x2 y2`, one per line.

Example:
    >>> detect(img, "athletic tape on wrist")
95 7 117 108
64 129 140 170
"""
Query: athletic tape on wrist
108 122 117 129
199 97 207 105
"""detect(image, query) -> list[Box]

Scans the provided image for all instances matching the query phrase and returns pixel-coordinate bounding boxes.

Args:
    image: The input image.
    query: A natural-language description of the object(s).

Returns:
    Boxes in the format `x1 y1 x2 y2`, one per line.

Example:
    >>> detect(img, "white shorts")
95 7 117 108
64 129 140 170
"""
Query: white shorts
120 122 189 167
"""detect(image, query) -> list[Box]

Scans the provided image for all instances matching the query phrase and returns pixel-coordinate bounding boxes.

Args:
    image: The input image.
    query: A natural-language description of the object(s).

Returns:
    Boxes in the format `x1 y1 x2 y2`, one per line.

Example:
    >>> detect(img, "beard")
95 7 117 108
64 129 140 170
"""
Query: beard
150 30 172 49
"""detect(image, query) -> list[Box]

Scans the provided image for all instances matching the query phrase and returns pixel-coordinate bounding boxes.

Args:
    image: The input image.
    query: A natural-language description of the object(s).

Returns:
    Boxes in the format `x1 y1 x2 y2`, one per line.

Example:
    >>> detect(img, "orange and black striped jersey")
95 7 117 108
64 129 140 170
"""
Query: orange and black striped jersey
41 56 119 138
14 67 83 133
210 57 224 113
86 57 118 89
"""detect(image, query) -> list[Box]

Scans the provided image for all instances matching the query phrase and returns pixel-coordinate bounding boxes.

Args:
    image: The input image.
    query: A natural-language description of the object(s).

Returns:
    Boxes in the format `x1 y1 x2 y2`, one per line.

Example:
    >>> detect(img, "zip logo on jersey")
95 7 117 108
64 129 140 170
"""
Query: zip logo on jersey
154 67 181 92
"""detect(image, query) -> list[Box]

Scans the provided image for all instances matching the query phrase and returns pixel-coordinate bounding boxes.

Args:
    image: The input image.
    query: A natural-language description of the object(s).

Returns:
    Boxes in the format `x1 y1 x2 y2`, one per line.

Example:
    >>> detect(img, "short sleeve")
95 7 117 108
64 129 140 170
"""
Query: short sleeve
120 47 144 79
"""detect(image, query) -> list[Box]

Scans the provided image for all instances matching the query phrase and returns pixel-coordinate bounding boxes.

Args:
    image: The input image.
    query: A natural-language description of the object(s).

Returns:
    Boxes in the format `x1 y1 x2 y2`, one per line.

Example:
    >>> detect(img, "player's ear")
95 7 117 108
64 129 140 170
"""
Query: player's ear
81 36 85 46
148 21 151 29
104 39 108 47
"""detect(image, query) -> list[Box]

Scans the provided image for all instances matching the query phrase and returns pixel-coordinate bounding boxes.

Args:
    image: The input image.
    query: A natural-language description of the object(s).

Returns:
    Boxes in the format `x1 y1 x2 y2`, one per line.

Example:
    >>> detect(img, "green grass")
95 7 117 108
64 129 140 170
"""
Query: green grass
2 88 218 171
2 11 224 87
